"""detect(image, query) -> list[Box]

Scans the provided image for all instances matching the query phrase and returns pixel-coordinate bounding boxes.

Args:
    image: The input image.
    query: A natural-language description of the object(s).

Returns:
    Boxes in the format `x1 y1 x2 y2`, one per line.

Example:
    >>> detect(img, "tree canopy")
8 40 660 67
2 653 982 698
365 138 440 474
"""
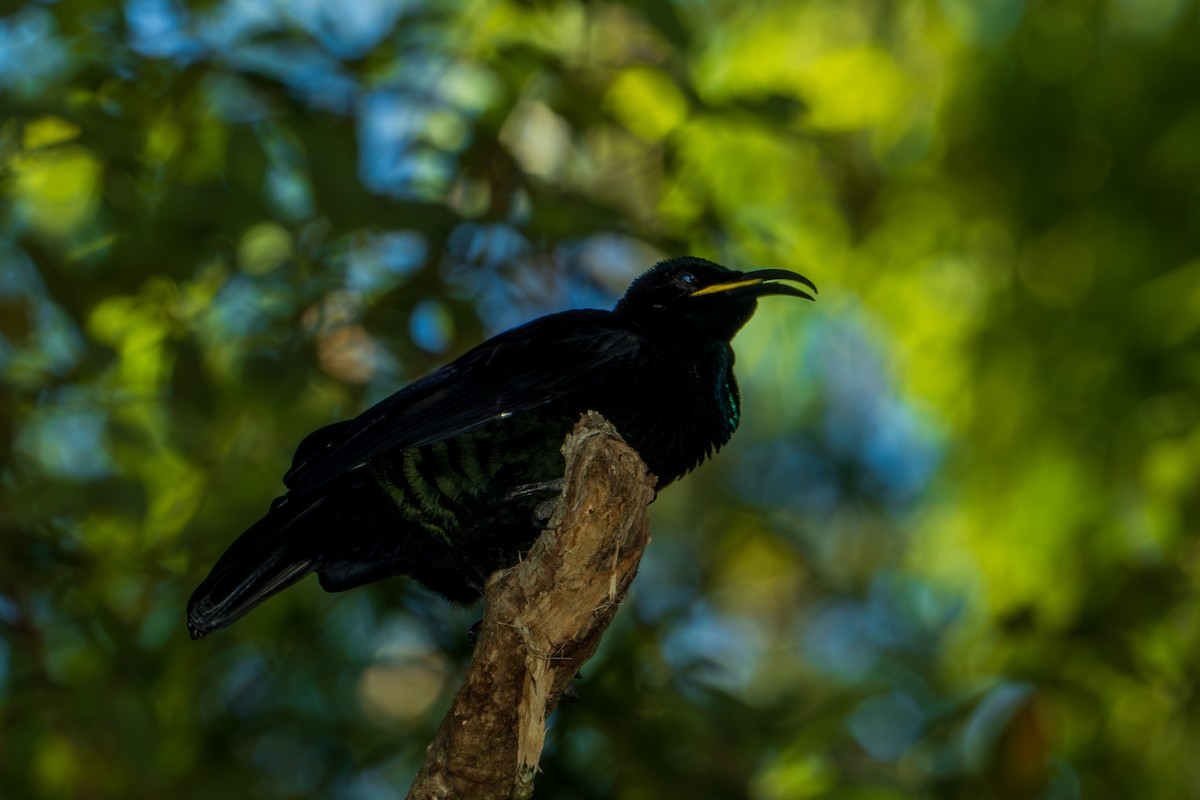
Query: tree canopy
3 0 1198 798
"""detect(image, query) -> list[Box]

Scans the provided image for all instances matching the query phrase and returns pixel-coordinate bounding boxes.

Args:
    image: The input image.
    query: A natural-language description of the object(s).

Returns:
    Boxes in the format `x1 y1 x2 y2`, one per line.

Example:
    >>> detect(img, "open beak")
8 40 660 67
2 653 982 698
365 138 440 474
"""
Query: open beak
690 268 817 301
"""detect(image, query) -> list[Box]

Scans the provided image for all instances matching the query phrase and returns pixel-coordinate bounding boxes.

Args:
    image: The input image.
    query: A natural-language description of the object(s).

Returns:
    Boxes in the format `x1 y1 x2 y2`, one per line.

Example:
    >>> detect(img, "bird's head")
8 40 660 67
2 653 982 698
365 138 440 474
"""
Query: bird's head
615 256 816 340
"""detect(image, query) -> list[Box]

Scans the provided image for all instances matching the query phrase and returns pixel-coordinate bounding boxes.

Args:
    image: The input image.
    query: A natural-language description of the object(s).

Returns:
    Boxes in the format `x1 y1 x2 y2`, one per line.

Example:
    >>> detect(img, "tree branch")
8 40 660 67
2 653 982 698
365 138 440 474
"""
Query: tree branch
406 412 656 800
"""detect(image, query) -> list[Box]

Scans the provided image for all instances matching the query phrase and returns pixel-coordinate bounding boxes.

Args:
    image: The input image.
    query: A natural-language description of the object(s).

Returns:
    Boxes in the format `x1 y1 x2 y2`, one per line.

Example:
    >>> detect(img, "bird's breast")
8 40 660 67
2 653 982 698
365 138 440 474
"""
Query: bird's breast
597 340 739 487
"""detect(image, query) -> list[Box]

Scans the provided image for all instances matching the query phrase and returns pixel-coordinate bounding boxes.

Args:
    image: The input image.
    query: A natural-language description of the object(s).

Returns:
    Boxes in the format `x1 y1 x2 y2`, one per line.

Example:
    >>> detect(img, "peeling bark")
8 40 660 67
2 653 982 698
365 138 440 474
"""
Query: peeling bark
406 412 656 800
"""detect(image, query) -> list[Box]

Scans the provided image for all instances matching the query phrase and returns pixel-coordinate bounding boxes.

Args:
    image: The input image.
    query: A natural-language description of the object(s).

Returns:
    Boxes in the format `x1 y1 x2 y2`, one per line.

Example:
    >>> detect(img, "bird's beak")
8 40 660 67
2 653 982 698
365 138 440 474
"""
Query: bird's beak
690 268 817 301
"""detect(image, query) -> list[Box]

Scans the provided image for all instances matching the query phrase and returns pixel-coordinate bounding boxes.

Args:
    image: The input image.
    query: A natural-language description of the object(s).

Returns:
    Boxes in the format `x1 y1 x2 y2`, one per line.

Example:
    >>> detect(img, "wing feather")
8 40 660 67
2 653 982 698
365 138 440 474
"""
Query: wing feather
282 310 643 495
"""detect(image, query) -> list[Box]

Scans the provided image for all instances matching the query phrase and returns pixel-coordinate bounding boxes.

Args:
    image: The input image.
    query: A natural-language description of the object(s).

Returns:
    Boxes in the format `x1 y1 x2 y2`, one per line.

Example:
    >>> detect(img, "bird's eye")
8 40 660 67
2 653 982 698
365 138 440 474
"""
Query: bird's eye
679 272 697 285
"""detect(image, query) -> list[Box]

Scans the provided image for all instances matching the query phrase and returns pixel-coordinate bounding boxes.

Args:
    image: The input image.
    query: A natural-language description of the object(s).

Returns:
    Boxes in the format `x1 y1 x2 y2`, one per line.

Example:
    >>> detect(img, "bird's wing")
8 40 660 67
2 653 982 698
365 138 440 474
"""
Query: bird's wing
281 310 644 495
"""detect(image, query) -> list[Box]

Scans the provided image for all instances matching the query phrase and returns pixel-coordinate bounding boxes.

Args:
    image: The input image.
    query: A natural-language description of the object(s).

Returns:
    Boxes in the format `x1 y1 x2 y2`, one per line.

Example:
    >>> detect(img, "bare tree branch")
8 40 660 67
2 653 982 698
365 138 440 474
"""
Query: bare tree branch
406 412 656 800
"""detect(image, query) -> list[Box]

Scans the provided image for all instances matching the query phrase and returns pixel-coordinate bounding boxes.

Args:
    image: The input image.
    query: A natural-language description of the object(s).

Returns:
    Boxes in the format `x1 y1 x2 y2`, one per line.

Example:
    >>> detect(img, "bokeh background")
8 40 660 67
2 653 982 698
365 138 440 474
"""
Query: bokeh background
3 0 1198 797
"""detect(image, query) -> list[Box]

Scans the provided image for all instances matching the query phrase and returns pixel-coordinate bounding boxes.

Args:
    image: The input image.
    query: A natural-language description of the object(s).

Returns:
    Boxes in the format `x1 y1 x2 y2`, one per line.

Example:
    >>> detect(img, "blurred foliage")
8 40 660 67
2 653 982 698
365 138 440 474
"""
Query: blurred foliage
2 0 1199 798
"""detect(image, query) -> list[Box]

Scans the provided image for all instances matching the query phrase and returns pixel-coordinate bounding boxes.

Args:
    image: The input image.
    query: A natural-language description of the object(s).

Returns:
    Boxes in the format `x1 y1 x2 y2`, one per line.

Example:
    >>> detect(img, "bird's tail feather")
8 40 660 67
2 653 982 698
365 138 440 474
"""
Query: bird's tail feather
186 498 323 640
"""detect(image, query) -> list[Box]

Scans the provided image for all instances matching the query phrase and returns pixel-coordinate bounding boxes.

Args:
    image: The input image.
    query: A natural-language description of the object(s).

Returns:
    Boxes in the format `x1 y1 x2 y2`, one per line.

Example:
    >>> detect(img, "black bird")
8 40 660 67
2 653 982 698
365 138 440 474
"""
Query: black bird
187 257 815 639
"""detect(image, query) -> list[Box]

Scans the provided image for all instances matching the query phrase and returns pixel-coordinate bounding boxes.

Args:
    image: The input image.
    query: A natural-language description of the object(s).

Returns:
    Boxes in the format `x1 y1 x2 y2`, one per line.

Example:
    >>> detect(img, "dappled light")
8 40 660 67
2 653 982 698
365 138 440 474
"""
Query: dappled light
2 0 1198 798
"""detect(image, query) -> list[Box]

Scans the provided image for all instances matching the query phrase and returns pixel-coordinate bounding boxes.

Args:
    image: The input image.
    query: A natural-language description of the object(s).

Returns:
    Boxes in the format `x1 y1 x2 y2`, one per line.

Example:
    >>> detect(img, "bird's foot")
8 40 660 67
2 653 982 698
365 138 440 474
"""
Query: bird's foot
503 479 565 501
560 671 584 704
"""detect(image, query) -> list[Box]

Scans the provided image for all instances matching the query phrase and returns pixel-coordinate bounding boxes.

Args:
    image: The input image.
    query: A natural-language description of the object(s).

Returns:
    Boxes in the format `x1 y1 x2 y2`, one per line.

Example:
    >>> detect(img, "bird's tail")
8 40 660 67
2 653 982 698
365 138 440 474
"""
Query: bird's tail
186 497 323 640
